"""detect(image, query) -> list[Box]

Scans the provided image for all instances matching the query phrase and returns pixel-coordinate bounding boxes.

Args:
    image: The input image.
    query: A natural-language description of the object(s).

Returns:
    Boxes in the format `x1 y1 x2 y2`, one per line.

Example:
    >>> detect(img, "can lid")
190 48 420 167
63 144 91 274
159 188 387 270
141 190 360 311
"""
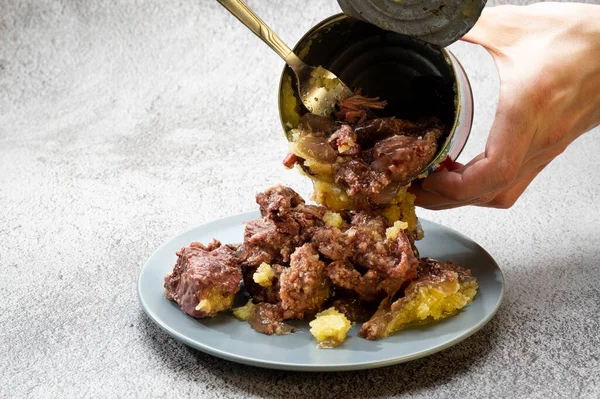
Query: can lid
336 0 487 47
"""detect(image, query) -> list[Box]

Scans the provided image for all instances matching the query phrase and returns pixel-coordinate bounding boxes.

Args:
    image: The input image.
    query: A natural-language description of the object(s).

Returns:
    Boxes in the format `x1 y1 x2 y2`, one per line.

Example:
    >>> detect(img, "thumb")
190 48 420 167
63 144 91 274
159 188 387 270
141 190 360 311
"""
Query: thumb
460 7 496 48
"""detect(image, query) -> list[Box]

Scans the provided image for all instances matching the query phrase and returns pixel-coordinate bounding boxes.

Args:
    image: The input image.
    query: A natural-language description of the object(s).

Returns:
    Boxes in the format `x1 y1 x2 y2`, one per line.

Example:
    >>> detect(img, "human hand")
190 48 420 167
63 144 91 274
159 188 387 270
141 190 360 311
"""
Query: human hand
412 3 600 209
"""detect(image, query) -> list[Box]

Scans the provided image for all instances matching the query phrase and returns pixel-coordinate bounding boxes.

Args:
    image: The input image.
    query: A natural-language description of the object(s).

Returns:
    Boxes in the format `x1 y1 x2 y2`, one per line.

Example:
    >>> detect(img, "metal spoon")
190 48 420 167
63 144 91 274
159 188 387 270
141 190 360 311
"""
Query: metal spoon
217 0 353 117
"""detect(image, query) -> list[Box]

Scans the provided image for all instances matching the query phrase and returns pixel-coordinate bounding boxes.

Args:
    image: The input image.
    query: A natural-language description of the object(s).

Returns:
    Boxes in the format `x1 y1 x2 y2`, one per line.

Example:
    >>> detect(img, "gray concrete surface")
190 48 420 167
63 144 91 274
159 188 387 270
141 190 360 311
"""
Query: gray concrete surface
1 1 599 398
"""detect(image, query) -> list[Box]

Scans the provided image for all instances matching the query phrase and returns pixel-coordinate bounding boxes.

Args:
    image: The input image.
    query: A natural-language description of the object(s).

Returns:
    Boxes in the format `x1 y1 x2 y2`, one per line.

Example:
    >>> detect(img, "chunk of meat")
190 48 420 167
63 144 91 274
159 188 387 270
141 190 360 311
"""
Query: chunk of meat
335 93 387 124
312 226 350 261
295 135 339 163
328 291 378 323
279 244 330 319
335 159 391 202
239 187 327 267
371 127 443 185
241 263 284 304
238 219 297 266
359 258 478 339
282 153 298 168
352 228 419 282
354 117 440 147
350 212 389 234
164 240 242 319
315 211 418 300
247 302 294 335
257 185 305 219
333 124 361 155
288 204 327 231
325 260 383 302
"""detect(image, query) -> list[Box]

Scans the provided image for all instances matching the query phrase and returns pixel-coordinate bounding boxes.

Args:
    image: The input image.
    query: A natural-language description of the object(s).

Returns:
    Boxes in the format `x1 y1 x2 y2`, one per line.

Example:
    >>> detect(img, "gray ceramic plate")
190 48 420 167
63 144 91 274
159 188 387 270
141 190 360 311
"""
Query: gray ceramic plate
138 211 504 371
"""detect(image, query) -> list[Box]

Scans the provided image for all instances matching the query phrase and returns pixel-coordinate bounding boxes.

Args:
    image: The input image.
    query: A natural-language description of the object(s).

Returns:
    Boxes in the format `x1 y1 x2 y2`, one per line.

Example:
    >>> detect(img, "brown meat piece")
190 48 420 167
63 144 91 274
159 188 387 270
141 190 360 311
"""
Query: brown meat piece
325 260 383 302
314 212 417 300
239 187 327 267
335 159 391 204
371 127 443 185
238 219 296 267
335 93 387 124
288 204 327 232
350 212 388 234
247 302 294 335
312 226 351 261
352 228 419 282
282 153 298 168
359 258 477 339
279 244 330 319
354 117 440 147
256 185 326 236
328 291 378 323
241 263 284 304
333 124 361 155
164 240 242 319
256 185 305 219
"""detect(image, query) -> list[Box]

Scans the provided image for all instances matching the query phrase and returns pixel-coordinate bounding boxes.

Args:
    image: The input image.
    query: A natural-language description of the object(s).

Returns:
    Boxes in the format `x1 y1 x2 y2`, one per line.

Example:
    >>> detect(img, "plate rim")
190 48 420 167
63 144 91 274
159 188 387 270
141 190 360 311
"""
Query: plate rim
138 211 505 372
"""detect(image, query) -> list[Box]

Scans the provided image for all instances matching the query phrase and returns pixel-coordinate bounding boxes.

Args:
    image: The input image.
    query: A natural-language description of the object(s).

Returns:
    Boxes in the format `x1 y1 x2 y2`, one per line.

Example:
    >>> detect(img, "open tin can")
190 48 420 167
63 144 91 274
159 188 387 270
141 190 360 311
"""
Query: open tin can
278 13 474 179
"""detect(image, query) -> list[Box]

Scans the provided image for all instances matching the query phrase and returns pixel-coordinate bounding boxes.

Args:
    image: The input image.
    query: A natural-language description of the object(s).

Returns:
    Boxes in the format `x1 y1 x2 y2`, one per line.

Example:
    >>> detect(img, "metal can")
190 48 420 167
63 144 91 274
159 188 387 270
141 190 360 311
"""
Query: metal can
278 14 473 178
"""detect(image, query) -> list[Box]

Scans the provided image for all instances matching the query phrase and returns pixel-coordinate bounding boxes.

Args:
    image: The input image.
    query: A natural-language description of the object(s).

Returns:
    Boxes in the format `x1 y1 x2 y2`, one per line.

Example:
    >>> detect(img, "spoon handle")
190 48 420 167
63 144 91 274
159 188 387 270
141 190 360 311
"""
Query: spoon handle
217 0 302 67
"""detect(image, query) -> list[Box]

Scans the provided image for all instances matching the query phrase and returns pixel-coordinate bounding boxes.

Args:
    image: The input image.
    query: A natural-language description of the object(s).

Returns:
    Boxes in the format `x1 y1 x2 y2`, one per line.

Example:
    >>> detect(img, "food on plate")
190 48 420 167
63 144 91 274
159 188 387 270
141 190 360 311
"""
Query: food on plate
231 299 294 335
163 90 475 349
282 91 447 211
164 240 242 318
164 185 478 348
359 258 478 339
253 262 276 287
309 307 352 348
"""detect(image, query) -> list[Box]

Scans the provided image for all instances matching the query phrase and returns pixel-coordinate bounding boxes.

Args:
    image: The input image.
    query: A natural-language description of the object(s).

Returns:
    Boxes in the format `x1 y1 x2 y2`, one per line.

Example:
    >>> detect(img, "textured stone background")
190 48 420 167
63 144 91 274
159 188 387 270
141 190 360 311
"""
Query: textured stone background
1 1 599 398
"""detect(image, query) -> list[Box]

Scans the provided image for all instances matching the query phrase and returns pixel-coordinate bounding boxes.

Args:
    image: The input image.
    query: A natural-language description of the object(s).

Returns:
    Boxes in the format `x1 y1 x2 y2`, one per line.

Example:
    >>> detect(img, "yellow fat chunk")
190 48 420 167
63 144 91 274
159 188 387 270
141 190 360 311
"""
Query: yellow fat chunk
382 273 478 337
309 307 352 348
195 288 234 314
289 129 301 142
386 220 409 240
313 66 339 90
232 299 256 321
281 75 300 128
383 185 418 232
372 231 383 241
323 211 344 228
288 142 336 180
311 180 352 211
338 143 352 153
253 262 275 287
302 159 336 179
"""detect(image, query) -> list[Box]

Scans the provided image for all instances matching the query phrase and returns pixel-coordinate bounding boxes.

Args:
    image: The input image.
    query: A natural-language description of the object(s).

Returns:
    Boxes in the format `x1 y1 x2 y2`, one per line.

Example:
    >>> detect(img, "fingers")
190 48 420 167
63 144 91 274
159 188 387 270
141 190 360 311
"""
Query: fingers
460 5 523 51
435 160 464 173
413 162 549 210
412 148 554 210
461 7 493 46
411 180 496 210
411 153 489 209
